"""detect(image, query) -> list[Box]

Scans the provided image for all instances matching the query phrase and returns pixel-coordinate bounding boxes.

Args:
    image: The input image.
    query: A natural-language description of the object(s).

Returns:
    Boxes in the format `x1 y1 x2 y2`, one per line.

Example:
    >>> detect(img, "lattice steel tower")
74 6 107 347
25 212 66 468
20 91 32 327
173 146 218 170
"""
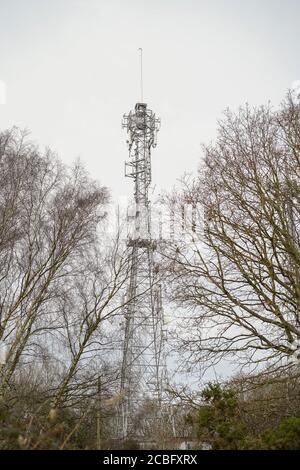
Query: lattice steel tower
118 101 168 440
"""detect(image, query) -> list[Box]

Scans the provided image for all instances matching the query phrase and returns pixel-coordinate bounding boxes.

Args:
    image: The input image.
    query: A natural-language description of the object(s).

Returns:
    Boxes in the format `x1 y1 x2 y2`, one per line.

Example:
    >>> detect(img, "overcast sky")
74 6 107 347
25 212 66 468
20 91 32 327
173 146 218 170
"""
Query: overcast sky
0 0 299 202
0 0 299 383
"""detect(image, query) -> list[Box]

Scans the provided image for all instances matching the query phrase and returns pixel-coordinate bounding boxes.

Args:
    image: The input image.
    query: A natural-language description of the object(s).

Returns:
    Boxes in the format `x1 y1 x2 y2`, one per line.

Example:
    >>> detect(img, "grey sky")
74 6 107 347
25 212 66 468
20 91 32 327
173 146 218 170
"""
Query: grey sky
0 0 299 202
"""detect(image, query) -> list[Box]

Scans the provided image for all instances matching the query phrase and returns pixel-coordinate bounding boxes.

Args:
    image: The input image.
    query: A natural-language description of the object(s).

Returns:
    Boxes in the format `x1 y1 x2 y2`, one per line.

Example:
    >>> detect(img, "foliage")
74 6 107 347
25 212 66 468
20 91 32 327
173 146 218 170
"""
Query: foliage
263 417 300 450
197 383 246 449
195 376 300 450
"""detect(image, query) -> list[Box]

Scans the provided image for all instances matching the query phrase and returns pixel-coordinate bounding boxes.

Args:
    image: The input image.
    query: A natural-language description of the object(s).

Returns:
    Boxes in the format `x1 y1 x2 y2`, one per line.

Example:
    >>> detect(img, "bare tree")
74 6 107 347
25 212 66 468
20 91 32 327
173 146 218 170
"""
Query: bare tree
0 128 112 391
164 94 300 374
0 129 166 448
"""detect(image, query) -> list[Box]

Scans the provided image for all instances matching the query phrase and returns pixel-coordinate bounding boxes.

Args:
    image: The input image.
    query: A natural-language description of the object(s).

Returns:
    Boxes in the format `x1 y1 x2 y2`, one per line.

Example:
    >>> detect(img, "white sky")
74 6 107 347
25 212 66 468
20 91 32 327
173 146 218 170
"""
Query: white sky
0 0 299 201
0 0 299 382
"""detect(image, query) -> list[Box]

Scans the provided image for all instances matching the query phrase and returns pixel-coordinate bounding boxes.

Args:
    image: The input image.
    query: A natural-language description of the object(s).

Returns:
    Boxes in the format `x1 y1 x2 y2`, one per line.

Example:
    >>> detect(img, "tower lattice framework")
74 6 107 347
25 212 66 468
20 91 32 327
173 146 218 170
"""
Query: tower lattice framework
119 102 167 439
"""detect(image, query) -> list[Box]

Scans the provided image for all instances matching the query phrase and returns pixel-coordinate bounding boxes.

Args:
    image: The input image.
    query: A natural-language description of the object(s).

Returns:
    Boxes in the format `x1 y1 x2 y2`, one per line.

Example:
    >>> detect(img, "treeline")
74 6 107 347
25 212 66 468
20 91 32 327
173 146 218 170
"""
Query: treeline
0 91 300 449
183 370 299 450
163 92 300 450
0 128 135 448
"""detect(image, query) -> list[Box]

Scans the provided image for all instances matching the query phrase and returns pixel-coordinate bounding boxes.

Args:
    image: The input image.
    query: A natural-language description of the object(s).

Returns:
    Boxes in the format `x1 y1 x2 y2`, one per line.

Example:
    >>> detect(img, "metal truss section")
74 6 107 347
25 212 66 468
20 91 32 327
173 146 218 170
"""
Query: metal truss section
118 102 167 440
